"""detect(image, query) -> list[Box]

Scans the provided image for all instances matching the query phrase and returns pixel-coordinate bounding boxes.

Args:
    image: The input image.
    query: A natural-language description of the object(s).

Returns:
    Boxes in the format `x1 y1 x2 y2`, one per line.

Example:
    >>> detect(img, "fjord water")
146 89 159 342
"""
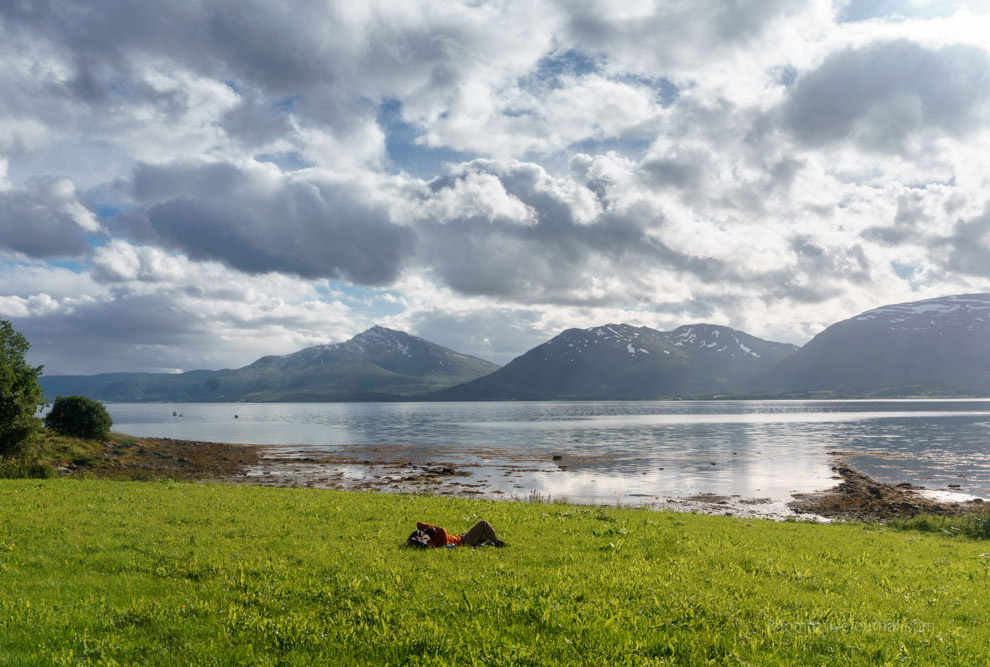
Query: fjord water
107 400 990 503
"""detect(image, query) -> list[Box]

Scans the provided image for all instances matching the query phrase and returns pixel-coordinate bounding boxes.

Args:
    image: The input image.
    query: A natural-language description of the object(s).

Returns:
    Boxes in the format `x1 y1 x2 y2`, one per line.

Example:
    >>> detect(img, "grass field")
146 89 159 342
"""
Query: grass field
2 479 989 665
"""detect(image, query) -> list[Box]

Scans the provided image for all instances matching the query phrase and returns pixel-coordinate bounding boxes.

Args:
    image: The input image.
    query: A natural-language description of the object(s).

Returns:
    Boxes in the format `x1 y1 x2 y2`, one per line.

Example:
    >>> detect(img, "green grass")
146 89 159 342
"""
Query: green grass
2 480 990 665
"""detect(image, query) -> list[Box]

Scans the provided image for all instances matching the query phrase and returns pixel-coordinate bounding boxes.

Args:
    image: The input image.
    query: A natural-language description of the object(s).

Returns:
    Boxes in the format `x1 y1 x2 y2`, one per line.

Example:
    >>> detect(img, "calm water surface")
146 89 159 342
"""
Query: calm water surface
108 400 990 503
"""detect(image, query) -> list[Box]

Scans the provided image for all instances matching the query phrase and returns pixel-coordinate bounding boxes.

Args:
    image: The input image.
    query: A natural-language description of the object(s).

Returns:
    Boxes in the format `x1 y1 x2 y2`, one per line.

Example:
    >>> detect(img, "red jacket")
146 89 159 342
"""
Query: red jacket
417 522 462 548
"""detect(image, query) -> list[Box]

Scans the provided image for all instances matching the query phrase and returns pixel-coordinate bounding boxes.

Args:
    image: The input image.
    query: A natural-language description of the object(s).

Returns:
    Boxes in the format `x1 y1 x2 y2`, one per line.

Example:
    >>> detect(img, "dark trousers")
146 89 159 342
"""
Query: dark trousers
459 520 498 546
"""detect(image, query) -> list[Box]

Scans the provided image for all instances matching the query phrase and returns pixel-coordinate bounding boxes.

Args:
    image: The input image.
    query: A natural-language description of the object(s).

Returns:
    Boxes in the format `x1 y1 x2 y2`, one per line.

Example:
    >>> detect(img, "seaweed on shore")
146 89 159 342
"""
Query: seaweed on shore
790 453 989 521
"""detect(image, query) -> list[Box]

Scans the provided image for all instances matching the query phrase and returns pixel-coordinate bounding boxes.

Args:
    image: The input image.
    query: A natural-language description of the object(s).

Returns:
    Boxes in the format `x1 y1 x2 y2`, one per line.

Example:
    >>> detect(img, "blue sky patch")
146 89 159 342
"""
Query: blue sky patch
528 48 604 90
837 0 961 23
255 151 314 171
273 96 303 114
619 74 680 107
378 99 473 179
891 260 920 280
317 281 406 320
44 258 88 274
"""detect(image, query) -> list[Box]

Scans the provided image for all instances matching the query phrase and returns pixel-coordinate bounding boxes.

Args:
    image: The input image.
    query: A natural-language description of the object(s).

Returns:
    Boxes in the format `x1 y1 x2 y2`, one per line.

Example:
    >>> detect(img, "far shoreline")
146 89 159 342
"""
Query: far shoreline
70 394 990 404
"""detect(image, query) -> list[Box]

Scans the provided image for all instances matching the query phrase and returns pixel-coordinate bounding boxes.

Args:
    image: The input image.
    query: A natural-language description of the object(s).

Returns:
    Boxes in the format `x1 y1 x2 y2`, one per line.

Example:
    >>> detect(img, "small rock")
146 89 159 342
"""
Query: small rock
551 454 563 461
948 483 961 488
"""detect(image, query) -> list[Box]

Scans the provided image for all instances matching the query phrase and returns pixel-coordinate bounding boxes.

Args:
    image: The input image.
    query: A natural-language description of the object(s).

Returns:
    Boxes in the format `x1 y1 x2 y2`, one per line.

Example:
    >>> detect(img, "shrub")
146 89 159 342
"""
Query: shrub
0 419 40 458
0 457 53 479
44 395 113 440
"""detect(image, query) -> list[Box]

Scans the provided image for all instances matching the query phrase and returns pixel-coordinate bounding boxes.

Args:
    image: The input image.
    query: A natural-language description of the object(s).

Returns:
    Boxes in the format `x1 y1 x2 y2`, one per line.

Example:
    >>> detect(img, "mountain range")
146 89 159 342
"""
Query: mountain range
434 323 797 400
39 326 499 402
39 293 990 402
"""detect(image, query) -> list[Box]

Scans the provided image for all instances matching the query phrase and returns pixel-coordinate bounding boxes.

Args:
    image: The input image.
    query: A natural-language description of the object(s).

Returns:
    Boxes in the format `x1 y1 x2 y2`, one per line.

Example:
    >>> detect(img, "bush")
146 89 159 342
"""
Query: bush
0 457 54 479
44 395 113 440
0 418 40 458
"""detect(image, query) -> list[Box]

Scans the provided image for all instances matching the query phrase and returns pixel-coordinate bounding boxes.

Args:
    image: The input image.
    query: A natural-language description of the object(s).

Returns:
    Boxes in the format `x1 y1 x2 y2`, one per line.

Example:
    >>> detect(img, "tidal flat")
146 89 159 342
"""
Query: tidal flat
39 432 987 523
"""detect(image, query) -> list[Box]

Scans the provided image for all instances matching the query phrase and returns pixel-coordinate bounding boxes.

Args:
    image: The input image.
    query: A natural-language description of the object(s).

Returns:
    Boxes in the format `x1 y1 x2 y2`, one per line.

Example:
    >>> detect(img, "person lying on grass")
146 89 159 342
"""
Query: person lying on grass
407 520 505 548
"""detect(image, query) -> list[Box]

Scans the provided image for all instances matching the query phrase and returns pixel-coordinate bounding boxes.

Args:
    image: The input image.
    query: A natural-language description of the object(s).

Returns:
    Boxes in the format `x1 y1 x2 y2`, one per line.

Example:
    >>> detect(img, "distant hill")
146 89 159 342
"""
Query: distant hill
763 293 990 396
40 326 500 402
434 323 798 400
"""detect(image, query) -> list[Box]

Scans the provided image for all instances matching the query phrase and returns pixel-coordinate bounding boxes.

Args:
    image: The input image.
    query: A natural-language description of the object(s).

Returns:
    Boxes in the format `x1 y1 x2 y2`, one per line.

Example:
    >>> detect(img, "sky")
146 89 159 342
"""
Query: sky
3 0 990 374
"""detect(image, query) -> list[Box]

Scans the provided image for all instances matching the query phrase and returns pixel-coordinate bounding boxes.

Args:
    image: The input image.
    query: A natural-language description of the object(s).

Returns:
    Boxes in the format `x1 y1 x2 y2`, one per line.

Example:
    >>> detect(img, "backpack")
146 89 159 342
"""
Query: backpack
405 529 431 549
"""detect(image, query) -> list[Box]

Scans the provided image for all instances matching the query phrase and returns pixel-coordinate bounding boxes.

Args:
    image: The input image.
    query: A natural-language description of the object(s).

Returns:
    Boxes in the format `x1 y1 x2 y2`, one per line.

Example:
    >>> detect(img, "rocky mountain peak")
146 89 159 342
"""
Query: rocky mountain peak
350 325 414 357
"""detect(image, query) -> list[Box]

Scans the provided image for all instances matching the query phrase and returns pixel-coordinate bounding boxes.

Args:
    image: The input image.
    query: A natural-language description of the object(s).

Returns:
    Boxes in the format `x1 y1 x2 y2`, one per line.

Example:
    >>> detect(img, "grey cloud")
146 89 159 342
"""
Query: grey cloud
119 161 414 284
792 235 870 281
419 160 734 303
0 0 489 147
0 179 93 257
14 291 203 374
641 156 705 191
781 40 990 152
559 0 801 70
746 235 875 305
862 191 929 245
936 205 990 277
15 283 343 375
220 89 297 148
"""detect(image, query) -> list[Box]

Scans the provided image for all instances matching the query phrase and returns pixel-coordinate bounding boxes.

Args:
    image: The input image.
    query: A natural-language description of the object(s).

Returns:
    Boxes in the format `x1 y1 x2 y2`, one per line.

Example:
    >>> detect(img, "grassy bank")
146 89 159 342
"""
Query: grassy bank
2 480 989 664
0 431 259 482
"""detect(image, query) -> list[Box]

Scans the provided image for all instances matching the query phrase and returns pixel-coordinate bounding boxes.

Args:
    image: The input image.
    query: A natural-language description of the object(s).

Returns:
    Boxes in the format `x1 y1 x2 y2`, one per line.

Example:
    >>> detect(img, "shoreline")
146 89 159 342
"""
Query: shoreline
60 436 990 522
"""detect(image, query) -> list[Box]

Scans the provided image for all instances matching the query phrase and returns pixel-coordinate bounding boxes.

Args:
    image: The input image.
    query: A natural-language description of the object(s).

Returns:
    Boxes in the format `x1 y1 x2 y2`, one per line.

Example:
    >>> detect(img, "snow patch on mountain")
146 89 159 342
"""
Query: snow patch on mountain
851 294 990 333
544 322 792 364
668 325 767 358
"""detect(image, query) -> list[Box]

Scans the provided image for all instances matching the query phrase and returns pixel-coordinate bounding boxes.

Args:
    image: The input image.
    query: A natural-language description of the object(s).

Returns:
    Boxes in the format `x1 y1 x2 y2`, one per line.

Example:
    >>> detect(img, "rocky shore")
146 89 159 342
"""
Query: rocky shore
789 452 988 520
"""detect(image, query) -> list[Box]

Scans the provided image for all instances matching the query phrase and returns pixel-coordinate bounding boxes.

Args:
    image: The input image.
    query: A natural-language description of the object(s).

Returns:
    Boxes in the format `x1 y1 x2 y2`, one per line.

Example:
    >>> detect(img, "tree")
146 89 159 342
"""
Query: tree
0 320 46 456
44 395 113 440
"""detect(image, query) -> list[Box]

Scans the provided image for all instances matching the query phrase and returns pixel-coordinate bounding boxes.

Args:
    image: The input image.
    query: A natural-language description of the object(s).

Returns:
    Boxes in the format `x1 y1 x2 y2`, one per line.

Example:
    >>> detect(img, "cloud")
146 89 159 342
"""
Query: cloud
934 204 990 277
117 160 415 284
0 177 98 257
414 159 691 302
555 0 804 73
7 241 361 374
780 39 990 152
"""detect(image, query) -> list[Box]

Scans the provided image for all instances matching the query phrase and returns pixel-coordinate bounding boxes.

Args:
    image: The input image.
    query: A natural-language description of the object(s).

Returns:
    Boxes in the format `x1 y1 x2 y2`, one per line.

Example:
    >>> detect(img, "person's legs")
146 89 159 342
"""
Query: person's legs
458 520 499 546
